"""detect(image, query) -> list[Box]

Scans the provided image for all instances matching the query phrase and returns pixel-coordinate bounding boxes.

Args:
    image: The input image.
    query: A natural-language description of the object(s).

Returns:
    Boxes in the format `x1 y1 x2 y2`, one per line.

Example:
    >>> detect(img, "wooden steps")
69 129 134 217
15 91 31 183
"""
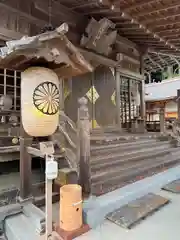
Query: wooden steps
90 132 180 196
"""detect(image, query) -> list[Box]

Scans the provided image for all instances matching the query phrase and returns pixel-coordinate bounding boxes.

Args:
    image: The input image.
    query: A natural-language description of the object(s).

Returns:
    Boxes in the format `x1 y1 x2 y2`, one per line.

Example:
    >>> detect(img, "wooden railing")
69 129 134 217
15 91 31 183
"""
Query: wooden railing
52 97 91 195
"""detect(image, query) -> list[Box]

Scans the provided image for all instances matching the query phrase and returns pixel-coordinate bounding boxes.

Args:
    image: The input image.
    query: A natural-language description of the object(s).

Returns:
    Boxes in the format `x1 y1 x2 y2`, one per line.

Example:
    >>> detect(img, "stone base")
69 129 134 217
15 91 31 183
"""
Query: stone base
54 224 90 240
130 119 146 134
106 193 169 229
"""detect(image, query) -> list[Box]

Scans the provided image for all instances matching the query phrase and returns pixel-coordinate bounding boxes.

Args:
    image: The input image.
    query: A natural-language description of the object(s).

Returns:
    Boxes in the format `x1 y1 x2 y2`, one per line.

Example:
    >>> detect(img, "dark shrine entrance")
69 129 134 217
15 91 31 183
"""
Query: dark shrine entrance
120 76 141 129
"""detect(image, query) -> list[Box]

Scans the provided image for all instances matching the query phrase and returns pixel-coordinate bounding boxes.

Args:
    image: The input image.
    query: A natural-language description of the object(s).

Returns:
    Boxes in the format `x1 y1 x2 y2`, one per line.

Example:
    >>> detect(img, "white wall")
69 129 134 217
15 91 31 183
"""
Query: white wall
145 77 180 101
165 101 177 113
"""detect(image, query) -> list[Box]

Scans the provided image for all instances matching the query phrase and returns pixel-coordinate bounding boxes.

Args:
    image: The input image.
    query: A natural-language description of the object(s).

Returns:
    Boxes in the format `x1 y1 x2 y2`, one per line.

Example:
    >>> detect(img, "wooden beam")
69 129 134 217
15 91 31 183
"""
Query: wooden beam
150 19 180 29
147 54 163 69
122 0 159 12
170 56 180 65
135 1 180 18
118 26 141 31
108 15 127 20
158 50 180 55
116 34 138 49
134 40 161 43
125 36 155 39
143 13 180 25
116 53 140 65
71 2 98 10
0 1 46 27
156 27 180 34
78 47 118 67
0 0 84 39
27 147 44 158
157 54 169 65
163 33 180 38
0 27 24 40
136 42 165 47
116 22 138 27
34 0 83 27
84 8 113 15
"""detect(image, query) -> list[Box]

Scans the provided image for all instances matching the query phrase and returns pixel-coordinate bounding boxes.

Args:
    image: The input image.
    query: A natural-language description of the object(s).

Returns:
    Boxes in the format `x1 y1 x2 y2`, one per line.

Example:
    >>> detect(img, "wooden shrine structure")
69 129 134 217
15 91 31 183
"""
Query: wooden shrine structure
1 2 180 238
0 0 180 207
0 0 180 133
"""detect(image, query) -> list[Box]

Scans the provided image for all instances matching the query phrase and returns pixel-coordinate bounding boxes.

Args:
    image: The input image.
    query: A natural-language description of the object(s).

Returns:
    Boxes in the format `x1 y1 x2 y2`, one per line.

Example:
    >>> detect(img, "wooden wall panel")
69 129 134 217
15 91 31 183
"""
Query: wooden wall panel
64 66 117 129
64 73 93 124
93 66 116 127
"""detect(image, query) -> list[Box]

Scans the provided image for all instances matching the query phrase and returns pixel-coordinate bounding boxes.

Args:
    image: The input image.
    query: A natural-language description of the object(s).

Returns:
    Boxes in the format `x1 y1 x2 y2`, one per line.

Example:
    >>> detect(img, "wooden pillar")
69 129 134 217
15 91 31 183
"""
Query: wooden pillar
139 50 147 132
177 89 180 122
91 72 96 129
19 123 33 201
147 72 151 83
167 66 173 78
159 105 165 133
128 78 132 129
115 69 122 131
77 97 91 195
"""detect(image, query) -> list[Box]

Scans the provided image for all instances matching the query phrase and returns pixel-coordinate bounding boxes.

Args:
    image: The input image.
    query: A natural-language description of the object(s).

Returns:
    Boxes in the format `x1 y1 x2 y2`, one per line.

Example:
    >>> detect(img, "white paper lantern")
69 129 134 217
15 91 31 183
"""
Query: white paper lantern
21 67 60 137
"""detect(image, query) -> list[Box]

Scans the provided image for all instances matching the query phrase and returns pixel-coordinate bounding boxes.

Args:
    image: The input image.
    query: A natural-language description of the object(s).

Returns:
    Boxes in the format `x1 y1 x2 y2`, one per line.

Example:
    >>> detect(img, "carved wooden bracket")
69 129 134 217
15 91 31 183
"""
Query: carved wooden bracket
80 18 117 56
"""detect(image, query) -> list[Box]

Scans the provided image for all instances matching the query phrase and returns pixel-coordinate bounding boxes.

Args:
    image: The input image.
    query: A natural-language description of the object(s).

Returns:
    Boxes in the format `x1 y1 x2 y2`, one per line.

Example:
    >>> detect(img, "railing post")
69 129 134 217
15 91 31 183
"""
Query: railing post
19 122 33 201
139 48 147 132
115 69 122 131
159 106 165 134
177 89 180 123
77 97 91 195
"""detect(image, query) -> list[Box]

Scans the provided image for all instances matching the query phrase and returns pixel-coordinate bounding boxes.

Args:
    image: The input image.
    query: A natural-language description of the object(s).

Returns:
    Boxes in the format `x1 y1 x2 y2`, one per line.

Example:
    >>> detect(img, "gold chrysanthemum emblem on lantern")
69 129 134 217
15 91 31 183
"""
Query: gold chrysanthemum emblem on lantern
33 81 60 115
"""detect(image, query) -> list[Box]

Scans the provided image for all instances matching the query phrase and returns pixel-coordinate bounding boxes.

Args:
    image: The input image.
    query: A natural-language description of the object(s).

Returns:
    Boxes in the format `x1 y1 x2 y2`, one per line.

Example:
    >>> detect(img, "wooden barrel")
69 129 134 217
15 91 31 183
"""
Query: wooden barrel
60 184 82 231
21 67 60 136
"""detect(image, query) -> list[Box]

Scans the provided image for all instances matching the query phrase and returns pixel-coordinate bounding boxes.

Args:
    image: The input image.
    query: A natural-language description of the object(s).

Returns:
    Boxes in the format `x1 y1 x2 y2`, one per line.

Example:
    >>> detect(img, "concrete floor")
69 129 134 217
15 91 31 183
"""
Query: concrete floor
3 168 180 240
73 190 180 240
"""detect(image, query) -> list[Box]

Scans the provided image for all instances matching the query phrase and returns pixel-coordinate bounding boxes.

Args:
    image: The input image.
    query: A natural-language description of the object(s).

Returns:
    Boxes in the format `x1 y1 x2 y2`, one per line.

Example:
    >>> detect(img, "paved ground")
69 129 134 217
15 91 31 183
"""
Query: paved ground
2 168 180 240
73 190 179 240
